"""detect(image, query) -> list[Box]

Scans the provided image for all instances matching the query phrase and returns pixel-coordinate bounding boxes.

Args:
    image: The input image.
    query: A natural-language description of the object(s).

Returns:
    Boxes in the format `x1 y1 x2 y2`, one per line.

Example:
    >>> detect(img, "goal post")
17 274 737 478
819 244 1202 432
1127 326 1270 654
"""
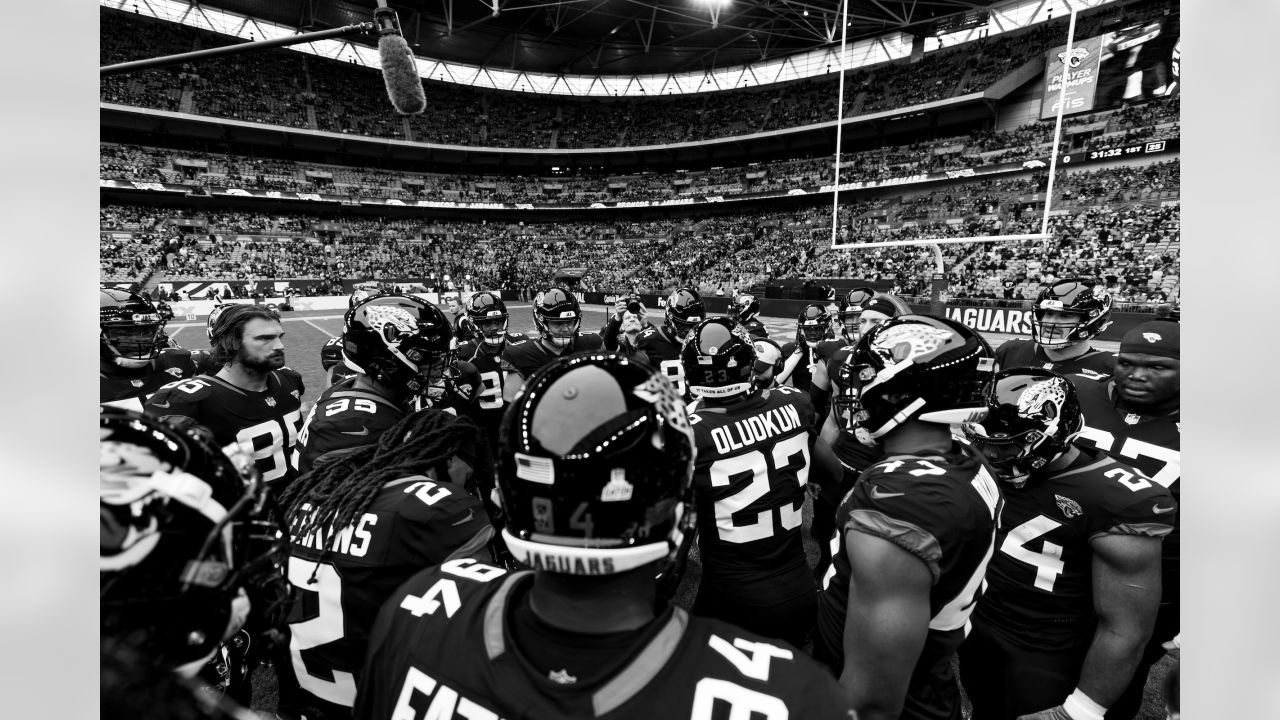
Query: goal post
823 6 1083 308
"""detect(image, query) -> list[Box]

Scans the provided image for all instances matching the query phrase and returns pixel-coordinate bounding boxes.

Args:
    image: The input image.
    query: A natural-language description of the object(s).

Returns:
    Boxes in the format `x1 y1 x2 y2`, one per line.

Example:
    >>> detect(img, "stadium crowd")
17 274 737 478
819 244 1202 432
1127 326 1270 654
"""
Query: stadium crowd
100 95 1177 205
101 0 1176 149
100 159 1179 307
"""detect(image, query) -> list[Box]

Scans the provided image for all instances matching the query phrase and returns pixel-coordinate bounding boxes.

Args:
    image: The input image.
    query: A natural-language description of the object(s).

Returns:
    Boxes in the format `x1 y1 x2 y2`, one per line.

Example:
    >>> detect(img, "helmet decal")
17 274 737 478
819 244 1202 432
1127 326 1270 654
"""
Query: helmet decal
365 304 419 346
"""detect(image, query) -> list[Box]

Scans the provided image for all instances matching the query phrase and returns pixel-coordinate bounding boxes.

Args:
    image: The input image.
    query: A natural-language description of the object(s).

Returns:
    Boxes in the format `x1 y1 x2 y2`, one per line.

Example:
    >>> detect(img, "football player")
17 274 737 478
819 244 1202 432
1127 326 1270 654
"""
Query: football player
293 294 455 475
814 315 1002 720
100 288 208 410
456 291 528 457
996 279 1116 380
353 353 852 720
276 409 494 720
320 289 386 387
775 303 832 392
101 407 288 717
728 293 769 339
810 293 902 580
958 369 1174 720
806 288 878 421
636 286 705 396
500 287 603 402
1072 322 1181 720
683 318 840 647
145 304 305 488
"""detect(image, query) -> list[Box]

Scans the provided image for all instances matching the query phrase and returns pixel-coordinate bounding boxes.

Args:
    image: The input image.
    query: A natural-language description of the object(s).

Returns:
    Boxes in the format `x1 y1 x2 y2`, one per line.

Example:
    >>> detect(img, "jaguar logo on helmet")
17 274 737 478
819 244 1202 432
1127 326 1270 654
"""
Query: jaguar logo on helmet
872 323 957 364
365 305 420 346
1016 378 1067 424
1143 332 1162 343
1058 47 1089 68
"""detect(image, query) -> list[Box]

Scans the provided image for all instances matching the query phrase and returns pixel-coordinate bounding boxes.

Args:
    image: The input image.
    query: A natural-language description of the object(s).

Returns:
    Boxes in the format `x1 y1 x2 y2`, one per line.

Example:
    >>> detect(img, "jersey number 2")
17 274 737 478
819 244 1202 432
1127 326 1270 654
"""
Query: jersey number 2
286 557 357 705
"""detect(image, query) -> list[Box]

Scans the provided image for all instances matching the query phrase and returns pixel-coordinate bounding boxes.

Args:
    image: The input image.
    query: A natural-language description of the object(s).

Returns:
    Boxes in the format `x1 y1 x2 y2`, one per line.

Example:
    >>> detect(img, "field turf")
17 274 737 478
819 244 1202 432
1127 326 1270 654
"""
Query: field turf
168 302 1168 719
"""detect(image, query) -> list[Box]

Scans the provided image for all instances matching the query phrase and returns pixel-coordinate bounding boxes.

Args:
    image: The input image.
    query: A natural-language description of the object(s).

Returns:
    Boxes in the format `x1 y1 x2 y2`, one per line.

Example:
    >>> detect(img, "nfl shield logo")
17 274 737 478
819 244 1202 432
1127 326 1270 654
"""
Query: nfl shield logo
264 397 277 407
130 379 144 387
1124 413 1141 425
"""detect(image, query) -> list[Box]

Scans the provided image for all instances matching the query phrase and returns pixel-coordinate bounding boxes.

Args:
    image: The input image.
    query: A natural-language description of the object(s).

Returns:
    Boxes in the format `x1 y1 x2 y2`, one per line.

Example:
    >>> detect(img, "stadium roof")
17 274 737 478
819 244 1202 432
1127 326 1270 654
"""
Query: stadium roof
191 0 1008 75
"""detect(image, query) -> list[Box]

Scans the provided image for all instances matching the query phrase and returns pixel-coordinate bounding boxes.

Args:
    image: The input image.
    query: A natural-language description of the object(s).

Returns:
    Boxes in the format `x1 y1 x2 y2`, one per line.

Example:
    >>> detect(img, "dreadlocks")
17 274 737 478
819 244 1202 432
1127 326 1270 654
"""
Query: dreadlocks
279 408 493 552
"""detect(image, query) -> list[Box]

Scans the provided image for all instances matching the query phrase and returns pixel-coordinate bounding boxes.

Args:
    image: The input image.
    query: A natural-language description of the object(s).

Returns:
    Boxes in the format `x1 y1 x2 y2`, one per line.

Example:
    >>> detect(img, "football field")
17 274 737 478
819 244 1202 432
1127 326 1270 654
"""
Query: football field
167 303 1164 719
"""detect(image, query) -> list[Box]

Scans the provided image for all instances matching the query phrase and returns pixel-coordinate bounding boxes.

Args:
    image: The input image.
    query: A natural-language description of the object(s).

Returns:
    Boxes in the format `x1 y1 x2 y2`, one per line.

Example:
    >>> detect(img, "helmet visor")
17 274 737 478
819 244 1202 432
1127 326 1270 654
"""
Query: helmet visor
103 323 163 359
799 323 826 343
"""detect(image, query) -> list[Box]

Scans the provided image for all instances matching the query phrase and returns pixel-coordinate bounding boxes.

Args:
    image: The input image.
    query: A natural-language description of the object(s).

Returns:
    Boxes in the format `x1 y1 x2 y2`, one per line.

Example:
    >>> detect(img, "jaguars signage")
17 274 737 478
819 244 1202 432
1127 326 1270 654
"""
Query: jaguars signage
942 306 1034 335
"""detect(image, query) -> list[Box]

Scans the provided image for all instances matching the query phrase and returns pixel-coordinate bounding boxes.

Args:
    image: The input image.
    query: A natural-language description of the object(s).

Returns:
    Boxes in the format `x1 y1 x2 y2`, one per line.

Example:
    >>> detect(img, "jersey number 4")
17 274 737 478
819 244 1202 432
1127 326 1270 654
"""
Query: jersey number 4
1001 515 1066 592
709 434 810 543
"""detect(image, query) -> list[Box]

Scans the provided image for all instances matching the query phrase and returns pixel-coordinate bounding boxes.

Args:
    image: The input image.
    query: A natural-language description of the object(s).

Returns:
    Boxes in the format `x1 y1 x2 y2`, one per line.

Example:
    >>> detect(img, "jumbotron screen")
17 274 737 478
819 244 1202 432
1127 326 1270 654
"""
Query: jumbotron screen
1040 15 1180 119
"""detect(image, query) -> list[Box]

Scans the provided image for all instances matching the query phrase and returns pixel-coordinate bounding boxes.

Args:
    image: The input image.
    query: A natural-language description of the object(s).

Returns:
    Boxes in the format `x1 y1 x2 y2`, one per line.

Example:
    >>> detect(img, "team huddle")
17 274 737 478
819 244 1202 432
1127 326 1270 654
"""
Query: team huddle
100 278 1180 720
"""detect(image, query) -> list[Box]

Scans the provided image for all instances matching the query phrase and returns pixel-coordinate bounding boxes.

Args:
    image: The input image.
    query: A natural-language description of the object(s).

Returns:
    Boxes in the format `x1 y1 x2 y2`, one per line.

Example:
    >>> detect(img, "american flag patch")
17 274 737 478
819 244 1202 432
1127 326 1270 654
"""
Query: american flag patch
515 453 555 484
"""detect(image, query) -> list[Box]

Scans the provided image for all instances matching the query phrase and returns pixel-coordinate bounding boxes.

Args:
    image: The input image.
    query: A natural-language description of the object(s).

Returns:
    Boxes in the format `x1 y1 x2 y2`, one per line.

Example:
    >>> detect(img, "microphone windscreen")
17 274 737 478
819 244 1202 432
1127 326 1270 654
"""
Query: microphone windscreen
378 34 426 115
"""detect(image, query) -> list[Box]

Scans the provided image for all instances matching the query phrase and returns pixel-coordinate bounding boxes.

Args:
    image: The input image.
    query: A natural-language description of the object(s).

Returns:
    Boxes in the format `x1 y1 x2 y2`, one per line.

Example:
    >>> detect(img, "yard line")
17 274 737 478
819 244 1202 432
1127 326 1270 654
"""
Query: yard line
302 318 338 337
168 326 184 339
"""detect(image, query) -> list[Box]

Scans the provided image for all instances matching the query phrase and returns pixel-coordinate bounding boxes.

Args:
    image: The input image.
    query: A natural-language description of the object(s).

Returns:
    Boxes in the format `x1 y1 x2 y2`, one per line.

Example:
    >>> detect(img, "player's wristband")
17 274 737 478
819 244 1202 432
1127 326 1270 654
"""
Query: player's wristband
1063 689 1107 720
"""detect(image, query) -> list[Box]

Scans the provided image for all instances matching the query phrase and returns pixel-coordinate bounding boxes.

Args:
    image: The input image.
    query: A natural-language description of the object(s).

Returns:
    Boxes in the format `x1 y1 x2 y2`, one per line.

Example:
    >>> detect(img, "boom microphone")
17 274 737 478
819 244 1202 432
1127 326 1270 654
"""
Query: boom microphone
373 2 426 115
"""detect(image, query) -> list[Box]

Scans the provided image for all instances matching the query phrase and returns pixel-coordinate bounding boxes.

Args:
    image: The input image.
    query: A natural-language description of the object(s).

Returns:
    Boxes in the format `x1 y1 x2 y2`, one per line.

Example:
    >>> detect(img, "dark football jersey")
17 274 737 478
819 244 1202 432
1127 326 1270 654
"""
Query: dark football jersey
975 448 1175 650
995 339 1115 381
355 563 851 720
1073 378 1180 577
457 334 525 455
816 443 1002 720
501 332 604 380
741 319 770 339
293 380 405 476
825 346 884 473
100 348 203 410
687 387 817 602
280 475 492 719
635 326 686 396
144 369 305 486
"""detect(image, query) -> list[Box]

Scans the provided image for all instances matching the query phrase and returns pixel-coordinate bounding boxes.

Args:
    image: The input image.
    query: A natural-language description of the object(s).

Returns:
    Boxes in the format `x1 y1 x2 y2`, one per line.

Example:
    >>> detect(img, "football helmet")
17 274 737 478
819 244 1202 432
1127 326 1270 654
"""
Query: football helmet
532 287 582 348
100 407 287 674
833 314 995 446
681 318 757 400
498 352 696 575
205 304 231 343
101 288 165 362
664 287 706 342
465 291 510 346
797 303 831 347
836 287 876 342
962 369 1084 488
729 293 761 324
1031 279 1113 348
348 286 383 310
342 294 454 399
